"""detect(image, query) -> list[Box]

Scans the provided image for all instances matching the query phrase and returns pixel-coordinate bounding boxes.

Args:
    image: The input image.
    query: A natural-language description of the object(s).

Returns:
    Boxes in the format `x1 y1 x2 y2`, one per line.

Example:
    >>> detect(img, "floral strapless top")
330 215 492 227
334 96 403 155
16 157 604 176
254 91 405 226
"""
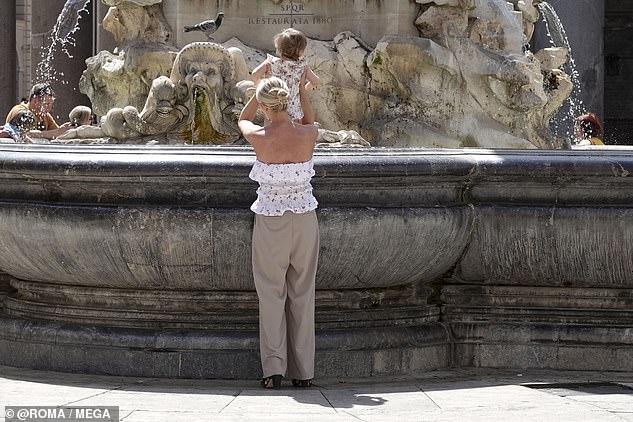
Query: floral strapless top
266 54 305 120
249 159 318 216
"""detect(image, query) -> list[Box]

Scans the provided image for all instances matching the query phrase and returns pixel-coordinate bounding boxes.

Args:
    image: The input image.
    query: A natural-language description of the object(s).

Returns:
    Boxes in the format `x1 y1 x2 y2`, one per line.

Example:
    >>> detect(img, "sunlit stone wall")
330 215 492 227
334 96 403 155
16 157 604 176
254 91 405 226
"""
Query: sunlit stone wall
96 0 419 52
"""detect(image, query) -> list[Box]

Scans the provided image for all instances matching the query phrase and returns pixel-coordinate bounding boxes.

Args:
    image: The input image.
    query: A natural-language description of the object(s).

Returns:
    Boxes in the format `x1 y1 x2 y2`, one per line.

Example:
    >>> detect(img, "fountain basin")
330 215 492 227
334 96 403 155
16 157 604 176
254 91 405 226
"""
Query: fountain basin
0 145 632 377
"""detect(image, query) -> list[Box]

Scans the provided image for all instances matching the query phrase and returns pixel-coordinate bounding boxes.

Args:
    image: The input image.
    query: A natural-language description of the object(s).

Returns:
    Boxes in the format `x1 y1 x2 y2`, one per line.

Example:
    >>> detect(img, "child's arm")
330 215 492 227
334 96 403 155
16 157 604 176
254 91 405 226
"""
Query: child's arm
299 72 315 125
250 61 269 84
304 66 320 90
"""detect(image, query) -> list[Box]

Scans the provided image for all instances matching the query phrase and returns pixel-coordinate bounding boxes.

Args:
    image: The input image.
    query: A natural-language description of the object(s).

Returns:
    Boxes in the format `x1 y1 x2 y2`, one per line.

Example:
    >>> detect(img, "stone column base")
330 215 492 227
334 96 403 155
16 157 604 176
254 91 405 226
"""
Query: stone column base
0 315 449 378
449 322 633 372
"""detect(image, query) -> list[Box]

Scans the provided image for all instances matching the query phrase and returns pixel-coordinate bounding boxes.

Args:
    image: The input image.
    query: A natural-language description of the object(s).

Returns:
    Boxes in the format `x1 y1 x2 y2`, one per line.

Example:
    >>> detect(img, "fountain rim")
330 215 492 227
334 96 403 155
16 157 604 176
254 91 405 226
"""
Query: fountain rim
1 143 632 156
0 144 632 177
0 144 632 209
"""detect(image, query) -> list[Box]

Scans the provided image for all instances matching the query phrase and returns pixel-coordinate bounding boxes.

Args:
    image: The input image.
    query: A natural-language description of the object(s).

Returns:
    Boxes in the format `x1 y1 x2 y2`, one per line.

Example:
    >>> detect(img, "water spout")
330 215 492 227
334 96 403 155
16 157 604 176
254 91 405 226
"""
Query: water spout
53 0 91 46
36 0 91 84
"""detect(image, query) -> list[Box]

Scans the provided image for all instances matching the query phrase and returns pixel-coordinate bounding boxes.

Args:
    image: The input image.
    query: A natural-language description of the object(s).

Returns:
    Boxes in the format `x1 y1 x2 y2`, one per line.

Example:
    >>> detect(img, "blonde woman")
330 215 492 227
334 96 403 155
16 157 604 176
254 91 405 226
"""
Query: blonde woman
238 76 319 389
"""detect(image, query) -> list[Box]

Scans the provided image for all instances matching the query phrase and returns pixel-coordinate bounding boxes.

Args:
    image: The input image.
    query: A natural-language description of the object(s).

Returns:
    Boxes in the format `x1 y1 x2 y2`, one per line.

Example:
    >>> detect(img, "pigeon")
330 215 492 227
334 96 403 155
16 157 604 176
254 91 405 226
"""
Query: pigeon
184 12 224 40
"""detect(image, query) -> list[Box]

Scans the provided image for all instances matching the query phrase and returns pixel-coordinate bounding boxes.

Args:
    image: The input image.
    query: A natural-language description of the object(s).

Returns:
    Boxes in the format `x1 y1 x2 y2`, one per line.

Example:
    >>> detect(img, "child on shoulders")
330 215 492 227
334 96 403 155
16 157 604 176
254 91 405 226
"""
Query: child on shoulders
251 28 319 123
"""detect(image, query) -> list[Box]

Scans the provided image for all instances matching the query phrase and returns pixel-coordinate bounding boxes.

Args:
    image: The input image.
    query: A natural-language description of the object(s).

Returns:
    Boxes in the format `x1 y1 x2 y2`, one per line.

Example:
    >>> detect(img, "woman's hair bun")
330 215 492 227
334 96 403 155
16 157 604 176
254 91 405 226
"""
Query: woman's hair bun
256 76 290 112
270 87 289 105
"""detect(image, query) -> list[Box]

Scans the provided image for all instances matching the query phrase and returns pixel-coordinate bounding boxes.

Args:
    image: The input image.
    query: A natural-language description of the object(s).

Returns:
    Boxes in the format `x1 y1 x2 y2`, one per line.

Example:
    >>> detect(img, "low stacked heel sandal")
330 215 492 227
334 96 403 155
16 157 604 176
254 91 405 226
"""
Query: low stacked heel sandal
261 374 283 389
291 379 312 388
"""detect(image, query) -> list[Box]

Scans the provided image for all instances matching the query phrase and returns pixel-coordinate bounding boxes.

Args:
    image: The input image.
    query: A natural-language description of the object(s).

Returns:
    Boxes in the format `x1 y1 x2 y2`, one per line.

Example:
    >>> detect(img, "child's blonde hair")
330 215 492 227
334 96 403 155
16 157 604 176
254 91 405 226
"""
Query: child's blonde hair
69 106 92 126
273 28 307 61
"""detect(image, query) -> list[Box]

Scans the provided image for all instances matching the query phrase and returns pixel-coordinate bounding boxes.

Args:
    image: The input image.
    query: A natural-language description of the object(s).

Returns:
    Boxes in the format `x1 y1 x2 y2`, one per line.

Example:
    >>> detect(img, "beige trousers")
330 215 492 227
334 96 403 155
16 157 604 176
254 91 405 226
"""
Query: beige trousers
252 210 319 380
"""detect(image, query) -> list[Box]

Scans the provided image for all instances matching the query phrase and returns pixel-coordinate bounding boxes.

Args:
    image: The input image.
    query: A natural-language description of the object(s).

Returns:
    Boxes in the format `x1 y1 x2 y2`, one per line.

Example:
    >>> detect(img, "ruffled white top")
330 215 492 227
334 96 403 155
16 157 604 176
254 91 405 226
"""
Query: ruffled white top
249 159 318 216
266 54 305 120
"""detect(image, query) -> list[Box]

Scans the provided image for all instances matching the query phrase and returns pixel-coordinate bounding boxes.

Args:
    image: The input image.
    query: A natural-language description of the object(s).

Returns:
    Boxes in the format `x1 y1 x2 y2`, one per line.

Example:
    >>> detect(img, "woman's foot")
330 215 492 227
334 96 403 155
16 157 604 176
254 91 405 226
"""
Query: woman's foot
261 374 283 389
291 378 312 388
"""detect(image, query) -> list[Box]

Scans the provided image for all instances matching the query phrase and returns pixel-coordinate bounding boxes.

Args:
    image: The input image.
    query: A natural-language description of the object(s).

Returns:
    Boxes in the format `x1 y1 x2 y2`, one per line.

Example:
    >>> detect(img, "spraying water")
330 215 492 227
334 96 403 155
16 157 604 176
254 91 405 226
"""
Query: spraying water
537 1 586 141
35 0 91 86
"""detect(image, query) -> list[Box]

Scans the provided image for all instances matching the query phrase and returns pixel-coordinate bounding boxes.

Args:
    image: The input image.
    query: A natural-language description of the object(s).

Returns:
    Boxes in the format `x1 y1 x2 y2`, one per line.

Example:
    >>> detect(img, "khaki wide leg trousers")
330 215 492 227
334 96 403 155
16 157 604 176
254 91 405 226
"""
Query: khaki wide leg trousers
252 210 319 380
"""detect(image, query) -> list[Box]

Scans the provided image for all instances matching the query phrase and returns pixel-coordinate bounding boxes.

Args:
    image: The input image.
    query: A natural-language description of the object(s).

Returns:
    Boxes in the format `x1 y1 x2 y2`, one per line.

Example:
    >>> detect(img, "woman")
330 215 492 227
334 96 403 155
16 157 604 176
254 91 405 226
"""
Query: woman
238 76 320 389
574 112 604 145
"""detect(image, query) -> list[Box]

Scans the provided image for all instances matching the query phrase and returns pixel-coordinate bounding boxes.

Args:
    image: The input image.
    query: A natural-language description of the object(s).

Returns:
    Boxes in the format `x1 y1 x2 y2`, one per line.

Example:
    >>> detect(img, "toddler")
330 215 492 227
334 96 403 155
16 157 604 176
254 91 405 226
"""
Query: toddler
250 28 319 122
69 105 93 127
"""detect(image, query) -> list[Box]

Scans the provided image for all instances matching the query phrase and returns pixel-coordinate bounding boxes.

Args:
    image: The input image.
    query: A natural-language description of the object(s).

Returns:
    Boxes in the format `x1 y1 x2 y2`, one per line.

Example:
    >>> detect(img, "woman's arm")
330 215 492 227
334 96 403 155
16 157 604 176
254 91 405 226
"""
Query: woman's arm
238 94 262 143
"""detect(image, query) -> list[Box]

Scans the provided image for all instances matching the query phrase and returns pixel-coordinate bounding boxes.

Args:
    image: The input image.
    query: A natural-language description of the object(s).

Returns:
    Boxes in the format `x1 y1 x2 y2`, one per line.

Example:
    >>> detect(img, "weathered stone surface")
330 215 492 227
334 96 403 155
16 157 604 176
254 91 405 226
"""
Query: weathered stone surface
80 2 178 116
450 323 633 371
79 0 570 149
514 0 540 41
0 146 465 355
456 206 633 286
163 0 420 50
0 316 448 378
535 47 569 71
103 0 162 6
286 0 570 148
0 272 12 311
1 146 633 375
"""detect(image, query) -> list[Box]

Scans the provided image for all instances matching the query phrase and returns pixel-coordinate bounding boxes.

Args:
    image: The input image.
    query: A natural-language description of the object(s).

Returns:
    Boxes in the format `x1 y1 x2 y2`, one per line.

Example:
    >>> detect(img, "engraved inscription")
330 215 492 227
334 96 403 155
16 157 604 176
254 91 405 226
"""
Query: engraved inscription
249 1 332 25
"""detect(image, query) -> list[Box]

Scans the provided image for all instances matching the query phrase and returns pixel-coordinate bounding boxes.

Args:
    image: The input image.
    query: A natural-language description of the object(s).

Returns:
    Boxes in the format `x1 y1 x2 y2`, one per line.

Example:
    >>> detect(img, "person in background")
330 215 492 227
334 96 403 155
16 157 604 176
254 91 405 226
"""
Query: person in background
0 109 36 142
238 76 320 389
574 112 604 145
68 105 93 127
5 82 72 139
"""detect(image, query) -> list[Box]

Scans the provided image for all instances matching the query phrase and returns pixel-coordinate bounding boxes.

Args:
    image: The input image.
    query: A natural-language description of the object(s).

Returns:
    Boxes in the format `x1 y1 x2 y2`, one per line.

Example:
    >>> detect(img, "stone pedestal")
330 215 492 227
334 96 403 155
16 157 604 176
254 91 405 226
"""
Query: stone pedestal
0 145 455 378
1 145 633 377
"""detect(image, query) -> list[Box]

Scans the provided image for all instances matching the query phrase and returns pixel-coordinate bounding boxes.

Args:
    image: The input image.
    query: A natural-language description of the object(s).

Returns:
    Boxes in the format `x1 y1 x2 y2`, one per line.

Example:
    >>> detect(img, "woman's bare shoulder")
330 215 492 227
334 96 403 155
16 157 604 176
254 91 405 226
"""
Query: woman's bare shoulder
297 122 319 139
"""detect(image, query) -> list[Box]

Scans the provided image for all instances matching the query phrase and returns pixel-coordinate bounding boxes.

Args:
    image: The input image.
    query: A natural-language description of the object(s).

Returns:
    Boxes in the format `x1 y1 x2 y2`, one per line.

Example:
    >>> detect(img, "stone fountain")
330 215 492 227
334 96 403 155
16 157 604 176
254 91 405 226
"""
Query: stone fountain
1 0 632 378
66 0 571 149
